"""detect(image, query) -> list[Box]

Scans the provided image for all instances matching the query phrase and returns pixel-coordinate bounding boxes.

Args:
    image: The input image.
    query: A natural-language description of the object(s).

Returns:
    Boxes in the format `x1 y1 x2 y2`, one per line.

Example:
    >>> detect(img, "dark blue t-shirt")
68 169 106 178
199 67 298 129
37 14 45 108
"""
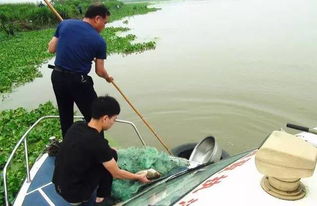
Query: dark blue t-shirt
54 19 107 74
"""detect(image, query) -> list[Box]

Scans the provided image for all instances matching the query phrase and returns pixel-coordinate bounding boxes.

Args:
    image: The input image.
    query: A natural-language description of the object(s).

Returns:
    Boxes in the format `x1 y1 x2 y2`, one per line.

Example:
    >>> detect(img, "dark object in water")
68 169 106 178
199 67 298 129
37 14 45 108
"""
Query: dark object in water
172 137 230 161
171 143 197 159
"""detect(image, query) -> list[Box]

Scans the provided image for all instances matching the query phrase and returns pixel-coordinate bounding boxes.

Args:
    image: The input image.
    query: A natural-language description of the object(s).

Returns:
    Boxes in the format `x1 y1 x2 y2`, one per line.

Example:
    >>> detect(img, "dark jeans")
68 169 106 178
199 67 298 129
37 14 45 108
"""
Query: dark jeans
56 149 118 205
51 69 97 137
75 190 97 206
55 185 97 206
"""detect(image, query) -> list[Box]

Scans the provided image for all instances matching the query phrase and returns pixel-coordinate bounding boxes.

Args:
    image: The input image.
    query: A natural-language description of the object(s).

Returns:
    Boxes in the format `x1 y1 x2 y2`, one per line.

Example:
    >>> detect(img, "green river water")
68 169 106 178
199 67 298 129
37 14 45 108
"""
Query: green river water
1 0 317 155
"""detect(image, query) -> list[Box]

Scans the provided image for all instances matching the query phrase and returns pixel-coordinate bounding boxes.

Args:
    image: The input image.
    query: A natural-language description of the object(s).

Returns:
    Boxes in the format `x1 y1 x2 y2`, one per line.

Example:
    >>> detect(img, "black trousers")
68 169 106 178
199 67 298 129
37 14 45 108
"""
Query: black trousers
97 149 118 198
51 70 97 137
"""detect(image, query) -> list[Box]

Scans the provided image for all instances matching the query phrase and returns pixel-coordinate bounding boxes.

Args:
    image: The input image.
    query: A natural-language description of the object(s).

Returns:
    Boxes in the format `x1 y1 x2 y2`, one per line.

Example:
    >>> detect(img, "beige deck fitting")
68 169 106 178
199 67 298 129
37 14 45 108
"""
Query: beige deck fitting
255 131 317 200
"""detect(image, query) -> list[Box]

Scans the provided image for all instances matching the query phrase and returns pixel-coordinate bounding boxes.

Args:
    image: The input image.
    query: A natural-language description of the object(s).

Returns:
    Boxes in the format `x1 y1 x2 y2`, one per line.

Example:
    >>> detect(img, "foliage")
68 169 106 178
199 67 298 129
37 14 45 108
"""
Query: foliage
0 102 60 205
0 29 54 93
0 13 15 36
0 4 58 33
103 27 156 54
0 0 158 34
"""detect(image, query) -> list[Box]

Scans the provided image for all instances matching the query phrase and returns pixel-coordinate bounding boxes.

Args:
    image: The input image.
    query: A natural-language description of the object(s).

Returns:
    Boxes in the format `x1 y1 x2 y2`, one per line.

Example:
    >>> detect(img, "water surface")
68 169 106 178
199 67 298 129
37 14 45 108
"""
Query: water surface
1 0 317 154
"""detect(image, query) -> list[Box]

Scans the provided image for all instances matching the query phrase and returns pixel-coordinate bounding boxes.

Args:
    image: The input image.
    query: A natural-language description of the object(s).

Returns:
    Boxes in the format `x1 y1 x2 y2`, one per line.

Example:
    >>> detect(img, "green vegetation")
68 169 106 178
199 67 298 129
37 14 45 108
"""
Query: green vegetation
102 27 156 54
0 102 60 205
0 4 57 34
0 0 158 33
0 0 158 93
0 29 54 93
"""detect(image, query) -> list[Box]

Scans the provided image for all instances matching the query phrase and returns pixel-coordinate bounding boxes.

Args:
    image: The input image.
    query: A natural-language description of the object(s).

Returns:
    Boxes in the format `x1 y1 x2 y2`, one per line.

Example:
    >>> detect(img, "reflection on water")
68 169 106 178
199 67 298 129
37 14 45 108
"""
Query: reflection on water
1 0 317 154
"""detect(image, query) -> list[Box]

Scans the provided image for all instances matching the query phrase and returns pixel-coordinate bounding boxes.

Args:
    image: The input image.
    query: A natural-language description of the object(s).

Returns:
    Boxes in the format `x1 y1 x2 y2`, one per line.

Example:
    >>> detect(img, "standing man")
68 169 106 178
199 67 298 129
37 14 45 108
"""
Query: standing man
48 4 113 137
53 96 150 206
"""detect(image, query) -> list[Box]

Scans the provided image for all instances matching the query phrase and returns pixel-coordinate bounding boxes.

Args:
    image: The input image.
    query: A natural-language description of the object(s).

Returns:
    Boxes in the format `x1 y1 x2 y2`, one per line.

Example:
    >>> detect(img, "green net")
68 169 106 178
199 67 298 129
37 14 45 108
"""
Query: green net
111 147 189 201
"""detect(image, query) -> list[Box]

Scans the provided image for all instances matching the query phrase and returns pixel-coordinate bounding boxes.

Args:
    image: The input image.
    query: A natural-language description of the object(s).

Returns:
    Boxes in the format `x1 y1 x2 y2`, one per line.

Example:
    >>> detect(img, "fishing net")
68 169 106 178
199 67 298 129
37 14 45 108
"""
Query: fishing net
111 146 189 201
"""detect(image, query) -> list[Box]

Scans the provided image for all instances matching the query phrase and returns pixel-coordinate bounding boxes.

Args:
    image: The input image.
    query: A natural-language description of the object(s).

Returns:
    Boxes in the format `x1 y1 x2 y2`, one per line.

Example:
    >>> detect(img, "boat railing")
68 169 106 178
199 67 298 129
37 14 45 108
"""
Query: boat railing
2 115 146 206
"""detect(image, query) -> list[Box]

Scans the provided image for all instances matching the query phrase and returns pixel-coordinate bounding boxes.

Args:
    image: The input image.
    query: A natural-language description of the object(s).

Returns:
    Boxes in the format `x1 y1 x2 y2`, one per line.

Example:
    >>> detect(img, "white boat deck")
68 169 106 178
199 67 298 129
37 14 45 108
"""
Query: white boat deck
176 149 317 206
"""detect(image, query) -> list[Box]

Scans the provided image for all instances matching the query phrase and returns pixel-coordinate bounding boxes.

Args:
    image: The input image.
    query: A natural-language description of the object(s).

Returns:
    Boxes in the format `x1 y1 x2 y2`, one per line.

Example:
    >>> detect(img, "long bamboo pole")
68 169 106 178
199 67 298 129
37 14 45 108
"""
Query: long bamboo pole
43 0 172 154
44 0 63 21
111 81 171 154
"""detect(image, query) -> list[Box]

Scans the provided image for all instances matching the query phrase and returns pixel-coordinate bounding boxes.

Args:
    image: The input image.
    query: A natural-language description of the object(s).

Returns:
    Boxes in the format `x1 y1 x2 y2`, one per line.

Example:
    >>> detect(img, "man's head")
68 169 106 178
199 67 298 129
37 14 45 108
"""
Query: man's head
91 95 120 130
84 4 111 32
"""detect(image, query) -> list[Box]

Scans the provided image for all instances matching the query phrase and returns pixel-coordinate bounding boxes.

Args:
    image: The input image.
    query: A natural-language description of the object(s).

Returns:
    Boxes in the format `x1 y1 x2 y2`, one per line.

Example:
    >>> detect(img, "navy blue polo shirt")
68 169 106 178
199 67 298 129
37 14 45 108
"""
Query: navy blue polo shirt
54 19 107 74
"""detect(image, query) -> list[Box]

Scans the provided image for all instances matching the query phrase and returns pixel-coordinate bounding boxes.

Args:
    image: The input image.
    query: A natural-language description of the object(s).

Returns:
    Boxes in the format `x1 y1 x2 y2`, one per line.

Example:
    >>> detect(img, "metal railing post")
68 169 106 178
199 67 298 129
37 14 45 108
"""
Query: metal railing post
115 119 146 146
24 138 31 183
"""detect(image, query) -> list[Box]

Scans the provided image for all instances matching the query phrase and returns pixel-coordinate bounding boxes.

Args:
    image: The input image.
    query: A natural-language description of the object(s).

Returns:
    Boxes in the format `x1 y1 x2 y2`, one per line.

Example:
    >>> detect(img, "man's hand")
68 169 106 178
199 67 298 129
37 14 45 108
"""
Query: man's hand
137 173 151 183
105 75 113 83
95 59 113 83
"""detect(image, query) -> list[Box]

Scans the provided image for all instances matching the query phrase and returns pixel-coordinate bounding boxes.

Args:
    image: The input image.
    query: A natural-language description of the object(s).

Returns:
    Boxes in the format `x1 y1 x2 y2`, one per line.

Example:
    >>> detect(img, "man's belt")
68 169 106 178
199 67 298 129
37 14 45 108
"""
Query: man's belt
48 64 84 75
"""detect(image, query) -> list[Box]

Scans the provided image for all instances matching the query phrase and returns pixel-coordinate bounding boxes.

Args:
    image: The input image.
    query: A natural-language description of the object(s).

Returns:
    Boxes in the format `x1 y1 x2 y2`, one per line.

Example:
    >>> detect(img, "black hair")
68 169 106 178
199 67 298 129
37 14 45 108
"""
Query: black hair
84 4 111 18
91 95 120 119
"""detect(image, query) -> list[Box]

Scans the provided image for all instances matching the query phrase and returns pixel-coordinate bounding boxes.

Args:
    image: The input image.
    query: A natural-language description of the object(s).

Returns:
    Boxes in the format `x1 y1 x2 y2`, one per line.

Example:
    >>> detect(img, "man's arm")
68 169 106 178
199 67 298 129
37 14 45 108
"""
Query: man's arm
95 59 113 83
48 37 58 53
103 158 150 183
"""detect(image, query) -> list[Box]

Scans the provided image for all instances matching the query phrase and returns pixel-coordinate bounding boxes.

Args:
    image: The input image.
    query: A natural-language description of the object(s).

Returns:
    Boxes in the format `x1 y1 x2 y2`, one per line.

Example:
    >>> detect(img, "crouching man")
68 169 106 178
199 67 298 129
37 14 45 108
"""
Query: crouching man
52 95 149 206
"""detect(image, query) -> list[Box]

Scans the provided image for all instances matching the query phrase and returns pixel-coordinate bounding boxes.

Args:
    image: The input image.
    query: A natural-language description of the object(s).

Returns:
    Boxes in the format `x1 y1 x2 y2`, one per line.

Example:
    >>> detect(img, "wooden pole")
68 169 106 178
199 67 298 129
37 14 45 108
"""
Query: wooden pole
111 81 171 154
43 0 172 154
43 0 63 22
